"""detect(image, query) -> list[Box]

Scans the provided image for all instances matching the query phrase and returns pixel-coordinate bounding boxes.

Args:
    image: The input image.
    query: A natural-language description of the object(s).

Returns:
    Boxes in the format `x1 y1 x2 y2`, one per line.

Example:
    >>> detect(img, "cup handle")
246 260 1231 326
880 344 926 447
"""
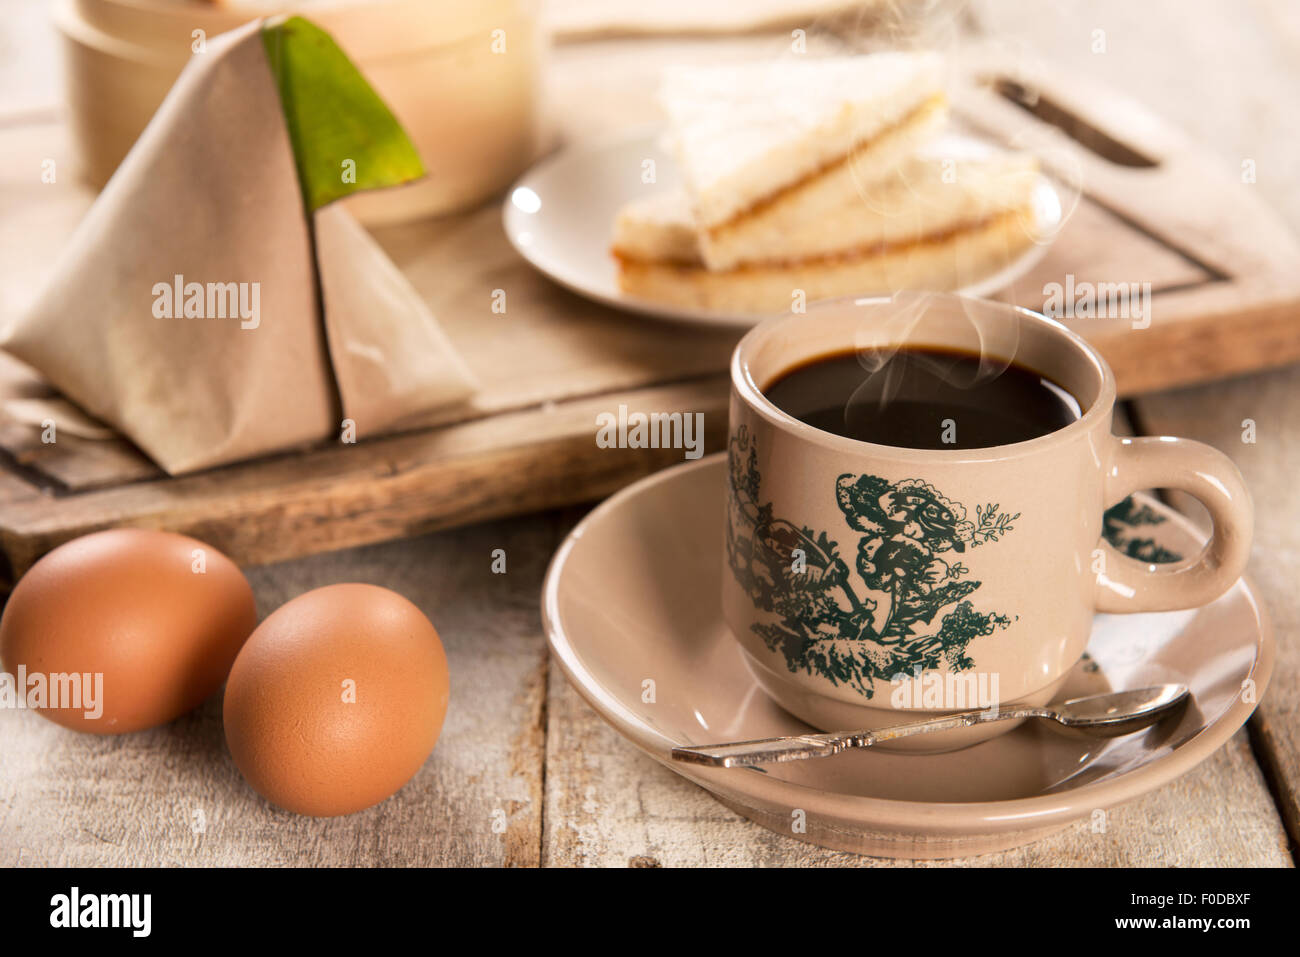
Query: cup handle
1095 435 1253 613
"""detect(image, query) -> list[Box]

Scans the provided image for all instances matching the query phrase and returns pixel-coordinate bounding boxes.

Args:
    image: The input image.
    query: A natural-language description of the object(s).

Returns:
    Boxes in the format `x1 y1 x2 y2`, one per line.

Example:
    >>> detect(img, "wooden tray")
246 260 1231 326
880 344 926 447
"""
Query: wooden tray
1 37 1298 583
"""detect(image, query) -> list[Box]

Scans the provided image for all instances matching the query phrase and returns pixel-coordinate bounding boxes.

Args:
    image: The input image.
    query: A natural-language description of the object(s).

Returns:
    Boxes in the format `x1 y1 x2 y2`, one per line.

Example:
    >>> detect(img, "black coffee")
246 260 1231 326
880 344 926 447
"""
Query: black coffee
763 346 1081 450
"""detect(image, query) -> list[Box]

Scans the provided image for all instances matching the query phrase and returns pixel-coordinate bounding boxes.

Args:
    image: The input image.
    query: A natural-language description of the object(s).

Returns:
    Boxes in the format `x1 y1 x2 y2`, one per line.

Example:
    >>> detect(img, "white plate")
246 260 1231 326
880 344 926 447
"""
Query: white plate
504 131 1062 328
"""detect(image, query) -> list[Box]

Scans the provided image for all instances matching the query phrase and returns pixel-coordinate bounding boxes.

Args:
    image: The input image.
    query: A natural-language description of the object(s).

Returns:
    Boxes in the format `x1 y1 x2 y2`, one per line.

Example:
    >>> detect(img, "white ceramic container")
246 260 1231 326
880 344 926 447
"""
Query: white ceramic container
55 0 545 224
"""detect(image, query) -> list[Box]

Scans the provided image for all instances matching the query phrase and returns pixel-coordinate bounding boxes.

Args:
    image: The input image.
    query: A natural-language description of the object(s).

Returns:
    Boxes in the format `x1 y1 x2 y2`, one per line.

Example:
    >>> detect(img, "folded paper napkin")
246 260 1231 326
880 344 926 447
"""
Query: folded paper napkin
0 16 478 475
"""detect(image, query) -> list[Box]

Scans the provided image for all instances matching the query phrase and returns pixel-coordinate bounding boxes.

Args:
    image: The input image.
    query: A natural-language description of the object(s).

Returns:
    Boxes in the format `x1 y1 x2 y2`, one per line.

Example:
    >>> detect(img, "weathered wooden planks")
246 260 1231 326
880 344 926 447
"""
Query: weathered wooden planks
542 675 1291 866
0 513 563 866
0 375 730 581
1129 368 1300 856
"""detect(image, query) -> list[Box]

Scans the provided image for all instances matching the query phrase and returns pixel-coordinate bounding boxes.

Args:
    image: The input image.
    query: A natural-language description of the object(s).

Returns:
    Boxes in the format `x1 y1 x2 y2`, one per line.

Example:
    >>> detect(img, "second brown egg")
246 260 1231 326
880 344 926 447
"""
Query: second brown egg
222 583 450 817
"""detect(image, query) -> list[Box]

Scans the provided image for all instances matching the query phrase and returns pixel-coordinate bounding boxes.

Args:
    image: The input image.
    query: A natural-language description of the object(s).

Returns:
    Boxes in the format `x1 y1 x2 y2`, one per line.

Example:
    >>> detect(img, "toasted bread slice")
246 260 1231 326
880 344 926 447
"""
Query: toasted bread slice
615 208 1037 315
613 136 1039 271
660 53 944 231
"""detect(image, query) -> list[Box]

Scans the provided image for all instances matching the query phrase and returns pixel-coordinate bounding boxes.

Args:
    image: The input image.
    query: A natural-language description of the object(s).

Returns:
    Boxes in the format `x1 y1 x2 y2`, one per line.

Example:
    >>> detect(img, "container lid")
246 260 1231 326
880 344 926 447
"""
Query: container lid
71 0 534 60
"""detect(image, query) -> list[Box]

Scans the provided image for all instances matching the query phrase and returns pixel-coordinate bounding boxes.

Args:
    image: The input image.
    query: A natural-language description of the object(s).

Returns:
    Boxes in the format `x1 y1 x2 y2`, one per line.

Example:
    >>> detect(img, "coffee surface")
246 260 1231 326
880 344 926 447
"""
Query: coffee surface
763 346 1081 450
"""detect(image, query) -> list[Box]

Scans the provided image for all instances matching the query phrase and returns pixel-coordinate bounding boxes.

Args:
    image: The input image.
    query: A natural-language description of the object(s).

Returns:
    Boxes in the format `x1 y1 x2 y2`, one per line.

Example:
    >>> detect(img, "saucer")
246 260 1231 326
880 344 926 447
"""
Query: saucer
541 455 1273 858
503 131 1061 328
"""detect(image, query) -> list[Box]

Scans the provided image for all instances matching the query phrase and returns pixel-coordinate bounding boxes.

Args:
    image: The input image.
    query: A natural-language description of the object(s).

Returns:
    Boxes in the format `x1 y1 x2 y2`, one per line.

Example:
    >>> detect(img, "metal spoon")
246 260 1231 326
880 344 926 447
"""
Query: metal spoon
671 684 1190 768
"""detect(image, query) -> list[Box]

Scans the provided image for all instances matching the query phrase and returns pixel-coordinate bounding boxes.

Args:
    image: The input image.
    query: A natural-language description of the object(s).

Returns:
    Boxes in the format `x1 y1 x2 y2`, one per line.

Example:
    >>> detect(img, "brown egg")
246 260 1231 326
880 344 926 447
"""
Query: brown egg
222 583 449 817
0 529 256 733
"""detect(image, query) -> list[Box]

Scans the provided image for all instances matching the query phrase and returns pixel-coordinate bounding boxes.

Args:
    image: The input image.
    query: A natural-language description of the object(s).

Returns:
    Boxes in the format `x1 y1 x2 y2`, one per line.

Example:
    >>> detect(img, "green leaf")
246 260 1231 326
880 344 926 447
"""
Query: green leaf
261 16 425 212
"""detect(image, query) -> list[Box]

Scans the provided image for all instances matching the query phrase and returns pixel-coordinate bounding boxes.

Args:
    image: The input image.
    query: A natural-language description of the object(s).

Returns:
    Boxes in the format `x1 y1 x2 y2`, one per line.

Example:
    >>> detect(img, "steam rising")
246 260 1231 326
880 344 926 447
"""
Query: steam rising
837 0 1084 252
843 293 1023 436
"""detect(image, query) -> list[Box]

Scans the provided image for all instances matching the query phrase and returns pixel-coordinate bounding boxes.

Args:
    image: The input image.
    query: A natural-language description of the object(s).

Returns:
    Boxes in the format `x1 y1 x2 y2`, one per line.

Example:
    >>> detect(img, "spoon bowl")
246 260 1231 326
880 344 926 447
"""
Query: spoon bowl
1046 684 1190 738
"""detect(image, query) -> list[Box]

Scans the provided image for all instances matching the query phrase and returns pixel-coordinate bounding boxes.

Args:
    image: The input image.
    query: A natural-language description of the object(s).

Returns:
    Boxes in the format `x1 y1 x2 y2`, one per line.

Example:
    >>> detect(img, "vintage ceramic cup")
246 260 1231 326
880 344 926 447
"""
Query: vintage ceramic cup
722 292 1252 752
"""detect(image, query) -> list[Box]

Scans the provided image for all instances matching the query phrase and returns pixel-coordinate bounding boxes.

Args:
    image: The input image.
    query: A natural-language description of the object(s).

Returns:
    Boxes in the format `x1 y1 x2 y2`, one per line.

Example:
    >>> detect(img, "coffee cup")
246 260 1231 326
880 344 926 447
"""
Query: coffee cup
722 292 1252 751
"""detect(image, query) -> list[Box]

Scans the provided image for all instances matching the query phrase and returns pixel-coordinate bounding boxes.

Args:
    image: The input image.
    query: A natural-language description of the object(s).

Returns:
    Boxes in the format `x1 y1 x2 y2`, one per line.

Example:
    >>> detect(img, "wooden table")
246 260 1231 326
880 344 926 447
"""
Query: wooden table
1 0 1296 866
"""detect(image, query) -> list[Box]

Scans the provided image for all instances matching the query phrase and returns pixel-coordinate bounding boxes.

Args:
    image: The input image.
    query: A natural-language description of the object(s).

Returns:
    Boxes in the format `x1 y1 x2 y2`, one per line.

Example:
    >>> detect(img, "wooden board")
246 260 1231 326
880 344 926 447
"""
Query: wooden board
1 30 1298 583
951 52 1300 394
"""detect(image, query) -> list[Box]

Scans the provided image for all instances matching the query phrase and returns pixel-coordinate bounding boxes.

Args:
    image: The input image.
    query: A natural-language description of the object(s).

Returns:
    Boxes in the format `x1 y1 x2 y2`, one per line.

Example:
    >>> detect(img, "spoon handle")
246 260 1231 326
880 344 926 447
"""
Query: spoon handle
671 705 1046 768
